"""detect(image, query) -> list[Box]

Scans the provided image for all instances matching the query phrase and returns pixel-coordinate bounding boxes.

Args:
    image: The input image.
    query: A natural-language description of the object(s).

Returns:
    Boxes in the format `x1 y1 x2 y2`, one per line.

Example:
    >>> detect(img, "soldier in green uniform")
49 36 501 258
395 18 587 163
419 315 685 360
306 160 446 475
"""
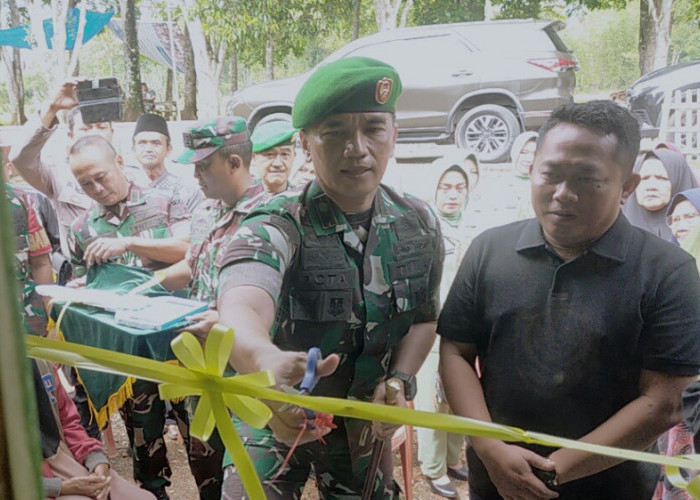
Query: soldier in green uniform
66 136 190 273
65 135 191 500
250 120 298 196
216 57 444 499
159 116 276 499
6 180 54 336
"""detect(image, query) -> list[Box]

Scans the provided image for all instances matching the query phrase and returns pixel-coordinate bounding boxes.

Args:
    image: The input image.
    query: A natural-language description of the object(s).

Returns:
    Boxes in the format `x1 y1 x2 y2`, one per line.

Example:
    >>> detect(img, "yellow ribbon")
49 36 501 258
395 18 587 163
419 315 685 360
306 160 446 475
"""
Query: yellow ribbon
158 325 273 499
667 463 700 497
24 333 700 498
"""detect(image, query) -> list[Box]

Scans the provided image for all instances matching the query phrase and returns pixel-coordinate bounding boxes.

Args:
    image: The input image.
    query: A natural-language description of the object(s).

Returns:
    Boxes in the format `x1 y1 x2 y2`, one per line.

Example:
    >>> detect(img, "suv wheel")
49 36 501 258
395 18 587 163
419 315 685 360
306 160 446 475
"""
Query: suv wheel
455 104 519 163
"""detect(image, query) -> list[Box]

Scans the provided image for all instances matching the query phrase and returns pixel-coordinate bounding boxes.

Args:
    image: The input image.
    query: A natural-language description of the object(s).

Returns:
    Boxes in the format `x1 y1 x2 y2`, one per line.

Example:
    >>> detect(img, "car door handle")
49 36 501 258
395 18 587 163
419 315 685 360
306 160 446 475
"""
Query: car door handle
451 70 472 77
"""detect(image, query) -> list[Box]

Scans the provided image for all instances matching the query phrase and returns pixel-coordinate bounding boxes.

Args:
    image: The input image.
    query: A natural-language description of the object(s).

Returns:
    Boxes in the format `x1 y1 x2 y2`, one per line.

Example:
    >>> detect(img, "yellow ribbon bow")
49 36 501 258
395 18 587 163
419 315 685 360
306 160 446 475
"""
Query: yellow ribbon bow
26 326 275 498
159 325 273 499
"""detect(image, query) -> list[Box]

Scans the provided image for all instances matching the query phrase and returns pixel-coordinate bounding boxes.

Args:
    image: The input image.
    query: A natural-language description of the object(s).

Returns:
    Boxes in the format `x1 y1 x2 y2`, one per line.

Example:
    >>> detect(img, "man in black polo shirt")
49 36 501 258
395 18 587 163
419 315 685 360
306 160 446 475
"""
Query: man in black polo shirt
438 100 700 500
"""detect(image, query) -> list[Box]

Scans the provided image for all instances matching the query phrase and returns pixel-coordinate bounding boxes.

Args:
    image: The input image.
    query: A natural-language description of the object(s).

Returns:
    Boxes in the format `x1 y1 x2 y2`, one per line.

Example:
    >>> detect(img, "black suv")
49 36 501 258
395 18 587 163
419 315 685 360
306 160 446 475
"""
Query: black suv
227 19 578 162
627 59 700 135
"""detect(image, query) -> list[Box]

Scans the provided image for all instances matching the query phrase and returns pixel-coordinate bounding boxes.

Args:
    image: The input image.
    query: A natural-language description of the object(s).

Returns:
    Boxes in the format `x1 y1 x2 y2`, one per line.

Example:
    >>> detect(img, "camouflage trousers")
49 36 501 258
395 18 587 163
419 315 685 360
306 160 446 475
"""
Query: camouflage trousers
221 418 399 499
120 379 225 499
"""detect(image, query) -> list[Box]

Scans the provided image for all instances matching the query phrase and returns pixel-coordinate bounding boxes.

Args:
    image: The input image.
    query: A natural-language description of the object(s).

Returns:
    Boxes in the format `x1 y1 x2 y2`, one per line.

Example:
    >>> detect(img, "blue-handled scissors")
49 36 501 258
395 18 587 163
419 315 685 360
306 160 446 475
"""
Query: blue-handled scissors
278 347 322 426
299 347 321 424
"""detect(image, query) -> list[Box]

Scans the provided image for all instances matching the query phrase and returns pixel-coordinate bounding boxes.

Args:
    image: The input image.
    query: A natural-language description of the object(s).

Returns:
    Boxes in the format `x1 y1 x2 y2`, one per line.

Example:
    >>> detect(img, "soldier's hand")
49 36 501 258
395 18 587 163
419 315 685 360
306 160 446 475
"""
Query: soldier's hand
179 309 219 339
48 80 81 113
370 379 407 441
261 350 339 389
267 402 327 446
84 237 131 267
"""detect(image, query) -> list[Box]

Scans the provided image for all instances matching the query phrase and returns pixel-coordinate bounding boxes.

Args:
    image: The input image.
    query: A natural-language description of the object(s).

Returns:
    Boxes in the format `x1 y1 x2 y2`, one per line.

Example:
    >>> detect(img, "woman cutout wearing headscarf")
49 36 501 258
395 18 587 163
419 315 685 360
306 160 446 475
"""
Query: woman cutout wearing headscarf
651 188 700 500
415 157 477 498
622 149 699 239
509 131 538 220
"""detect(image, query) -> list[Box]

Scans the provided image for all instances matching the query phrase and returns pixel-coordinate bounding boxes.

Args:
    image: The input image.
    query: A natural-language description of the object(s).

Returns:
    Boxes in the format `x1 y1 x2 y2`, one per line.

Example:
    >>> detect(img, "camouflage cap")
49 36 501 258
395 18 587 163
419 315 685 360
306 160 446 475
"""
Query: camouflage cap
174 116 249 164
251 120 298 153
292 56 402 129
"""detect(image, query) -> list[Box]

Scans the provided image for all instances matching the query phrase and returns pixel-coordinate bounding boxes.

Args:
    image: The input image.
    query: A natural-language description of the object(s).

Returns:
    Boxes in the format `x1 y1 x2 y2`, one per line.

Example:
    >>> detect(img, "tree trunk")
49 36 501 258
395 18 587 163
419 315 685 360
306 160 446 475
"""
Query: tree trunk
352 0 361 39
6 0 26 124
639 0 674 75
231 51 238 93
652 0 673 70
67 0 79 78
165 68 173 102
373 0 411 31
182 23 198 120
182 16 219 117
121 0 143 120
639 0 653 75
266 40 274 80
10 48 26 124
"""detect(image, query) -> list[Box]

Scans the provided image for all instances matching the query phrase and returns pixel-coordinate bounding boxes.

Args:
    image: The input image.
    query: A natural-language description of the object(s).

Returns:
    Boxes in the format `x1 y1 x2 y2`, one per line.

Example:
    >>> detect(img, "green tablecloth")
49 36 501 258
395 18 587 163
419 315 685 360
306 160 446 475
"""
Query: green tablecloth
53 263 187 427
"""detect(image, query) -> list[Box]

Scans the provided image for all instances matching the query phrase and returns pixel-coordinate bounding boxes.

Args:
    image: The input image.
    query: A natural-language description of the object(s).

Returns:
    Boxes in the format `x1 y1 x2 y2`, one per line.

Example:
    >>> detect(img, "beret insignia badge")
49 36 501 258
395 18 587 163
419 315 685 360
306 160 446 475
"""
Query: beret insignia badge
375 77 393 104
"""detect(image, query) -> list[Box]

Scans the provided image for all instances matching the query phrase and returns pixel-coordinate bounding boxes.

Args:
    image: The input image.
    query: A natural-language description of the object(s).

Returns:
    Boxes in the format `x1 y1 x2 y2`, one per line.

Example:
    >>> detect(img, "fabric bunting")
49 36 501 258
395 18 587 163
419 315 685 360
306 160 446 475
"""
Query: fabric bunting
0 9 113 50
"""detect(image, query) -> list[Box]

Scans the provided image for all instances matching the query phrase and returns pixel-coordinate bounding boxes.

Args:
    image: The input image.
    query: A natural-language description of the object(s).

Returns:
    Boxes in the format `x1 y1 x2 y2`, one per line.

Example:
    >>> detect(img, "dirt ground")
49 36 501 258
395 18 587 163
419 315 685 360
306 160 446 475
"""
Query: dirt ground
106 412 471 499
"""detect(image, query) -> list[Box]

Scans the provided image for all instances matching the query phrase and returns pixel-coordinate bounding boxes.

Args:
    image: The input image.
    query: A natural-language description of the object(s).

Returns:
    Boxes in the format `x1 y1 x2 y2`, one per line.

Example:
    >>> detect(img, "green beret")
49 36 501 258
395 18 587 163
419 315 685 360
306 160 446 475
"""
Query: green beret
251 120 298 153
292 57 402 129
174 116 249 164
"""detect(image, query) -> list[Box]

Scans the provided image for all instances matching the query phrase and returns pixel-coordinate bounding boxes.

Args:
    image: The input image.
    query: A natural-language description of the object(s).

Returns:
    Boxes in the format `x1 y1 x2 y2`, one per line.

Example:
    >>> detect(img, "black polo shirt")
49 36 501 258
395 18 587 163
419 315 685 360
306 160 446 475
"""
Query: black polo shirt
438 214 700 499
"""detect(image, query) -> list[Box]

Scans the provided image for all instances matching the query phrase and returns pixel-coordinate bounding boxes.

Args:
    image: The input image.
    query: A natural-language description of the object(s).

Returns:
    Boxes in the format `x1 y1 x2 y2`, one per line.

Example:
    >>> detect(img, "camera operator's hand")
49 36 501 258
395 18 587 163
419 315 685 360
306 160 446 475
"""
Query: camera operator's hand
42 79 83 128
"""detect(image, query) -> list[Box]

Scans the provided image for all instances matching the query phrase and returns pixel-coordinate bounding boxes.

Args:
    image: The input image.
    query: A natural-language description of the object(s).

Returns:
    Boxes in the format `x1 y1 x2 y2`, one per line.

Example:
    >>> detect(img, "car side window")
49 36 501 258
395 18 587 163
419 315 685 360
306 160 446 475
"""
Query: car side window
347 35 474 79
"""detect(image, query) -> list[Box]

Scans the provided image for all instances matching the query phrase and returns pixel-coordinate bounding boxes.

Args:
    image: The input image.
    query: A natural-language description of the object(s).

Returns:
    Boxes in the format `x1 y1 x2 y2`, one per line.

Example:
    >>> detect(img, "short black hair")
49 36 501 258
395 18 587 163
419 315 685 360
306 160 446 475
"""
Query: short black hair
69 135 117 159
218 141 253 169
67 107 113 133
537 100 641 174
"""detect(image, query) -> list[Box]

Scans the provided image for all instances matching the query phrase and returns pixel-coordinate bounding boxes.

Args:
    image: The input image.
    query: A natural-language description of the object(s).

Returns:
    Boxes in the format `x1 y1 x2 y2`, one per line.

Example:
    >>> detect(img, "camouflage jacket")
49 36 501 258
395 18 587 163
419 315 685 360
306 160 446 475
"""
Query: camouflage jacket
67 183 190 272
151 171 203 215
7 183 52 335
220 180 444 402
186 181 268 304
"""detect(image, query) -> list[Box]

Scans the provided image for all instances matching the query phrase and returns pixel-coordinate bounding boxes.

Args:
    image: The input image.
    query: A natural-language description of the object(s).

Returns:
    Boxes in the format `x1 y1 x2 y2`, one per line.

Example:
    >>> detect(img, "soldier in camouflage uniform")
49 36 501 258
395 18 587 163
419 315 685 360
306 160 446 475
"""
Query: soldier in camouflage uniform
6 181 53 336
66 136 190 273
65 135 191 500
216 57 444 499
158 116 275 499
250 119 298 196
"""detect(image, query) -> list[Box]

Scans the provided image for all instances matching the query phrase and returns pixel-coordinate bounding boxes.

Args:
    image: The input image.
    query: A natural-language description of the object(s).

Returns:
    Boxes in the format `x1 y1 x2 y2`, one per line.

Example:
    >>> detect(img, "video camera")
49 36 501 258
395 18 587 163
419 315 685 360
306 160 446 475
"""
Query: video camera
76 78 123 124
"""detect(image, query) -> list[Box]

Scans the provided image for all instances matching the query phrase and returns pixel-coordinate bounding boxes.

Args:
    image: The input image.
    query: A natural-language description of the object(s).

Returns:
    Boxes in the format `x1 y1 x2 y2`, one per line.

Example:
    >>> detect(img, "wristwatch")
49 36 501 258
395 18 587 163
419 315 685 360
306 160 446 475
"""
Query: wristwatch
388 369 417 401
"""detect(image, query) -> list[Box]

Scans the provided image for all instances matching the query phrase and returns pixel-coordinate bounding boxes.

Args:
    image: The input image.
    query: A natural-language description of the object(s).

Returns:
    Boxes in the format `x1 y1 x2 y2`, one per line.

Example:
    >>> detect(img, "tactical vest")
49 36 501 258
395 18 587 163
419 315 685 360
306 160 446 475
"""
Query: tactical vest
273 184 439 402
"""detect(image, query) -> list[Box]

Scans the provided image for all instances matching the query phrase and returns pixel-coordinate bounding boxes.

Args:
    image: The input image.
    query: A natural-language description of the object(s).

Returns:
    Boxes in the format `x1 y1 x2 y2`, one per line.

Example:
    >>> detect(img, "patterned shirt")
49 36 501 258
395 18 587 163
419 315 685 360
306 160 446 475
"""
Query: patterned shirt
67 183 189 272
7 183 52 335
186 182 267 304
151 170 203 215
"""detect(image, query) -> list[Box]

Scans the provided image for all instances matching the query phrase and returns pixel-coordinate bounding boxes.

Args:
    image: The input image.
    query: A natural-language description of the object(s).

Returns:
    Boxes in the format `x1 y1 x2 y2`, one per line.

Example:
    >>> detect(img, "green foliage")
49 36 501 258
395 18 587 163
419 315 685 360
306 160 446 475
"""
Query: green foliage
671 0 700 62
409 0 486 24
493 0 544 19
565 3 639 92
196 0 355 69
